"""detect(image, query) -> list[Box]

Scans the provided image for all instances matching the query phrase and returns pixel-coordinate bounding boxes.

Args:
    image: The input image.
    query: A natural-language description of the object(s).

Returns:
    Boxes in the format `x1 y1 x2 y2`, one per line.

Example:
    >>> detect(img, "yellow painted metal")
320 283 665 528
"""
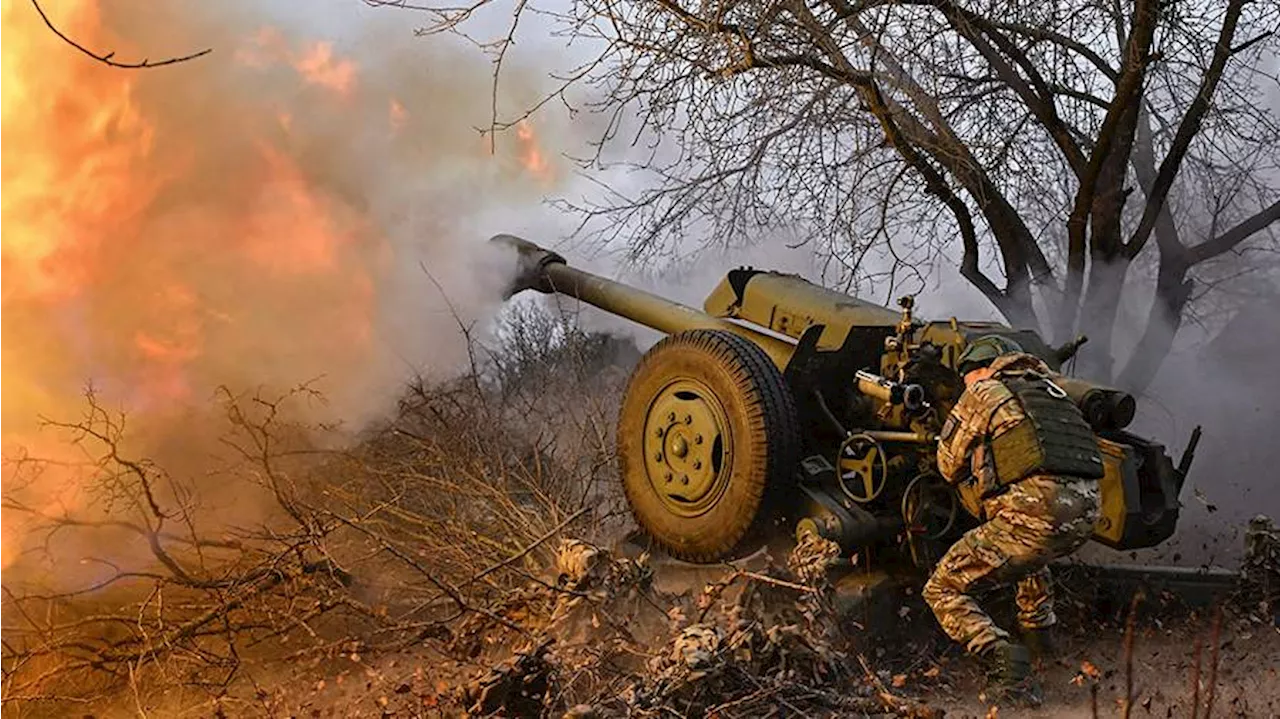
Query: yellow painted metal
494 234 797 368
912 321 999 372
641 377 733 518
855 373 897 404
1093 436 1130 544
703 271 902 350
837 435 887 503
542 263 798 369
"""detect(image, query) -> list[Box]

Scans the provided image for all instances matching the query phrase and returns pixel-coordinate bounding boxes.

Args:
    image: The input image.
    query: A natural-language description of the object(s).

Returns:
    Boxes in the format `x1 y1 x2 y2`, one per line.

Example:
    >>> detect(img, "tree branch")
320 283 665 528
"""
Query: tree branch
986 19 1119 81
31 0 211 69
1124 0 1248 259
1185 200 1280 265
937 0 1087 176
788 15 1018 317
1060 0 1160 339
848 15 1057 305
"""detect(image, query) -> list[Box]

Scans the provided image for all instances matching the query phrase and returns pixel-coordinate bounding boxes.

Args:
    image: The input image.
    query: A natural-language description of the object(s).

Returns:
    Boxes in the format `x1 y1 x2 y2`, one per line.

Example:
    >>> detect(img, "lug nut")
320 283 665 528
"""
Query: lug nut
695 434 703 444
654 452 663 461
684 414 693 424
693 460 702 470
664 472 673 483
668 412 676 421
654 427 664 437
681 475 690 485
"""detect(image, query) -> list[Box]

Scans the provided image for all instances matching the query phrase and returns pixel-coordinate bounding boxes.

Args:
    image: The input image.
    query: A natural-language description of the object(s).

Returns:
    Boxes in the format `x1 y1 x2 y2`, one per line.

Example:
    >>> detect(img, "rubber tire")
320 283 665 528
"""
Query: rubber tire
617 329 800 563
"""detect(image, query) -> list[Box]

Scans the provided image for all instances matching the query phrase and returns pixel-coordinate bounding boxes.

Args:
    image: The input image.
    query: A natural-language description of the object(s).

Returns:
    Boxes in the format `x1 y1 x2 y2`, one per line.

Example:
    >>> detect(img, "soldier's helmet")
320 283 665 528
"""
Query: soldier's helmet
956 335 1024 375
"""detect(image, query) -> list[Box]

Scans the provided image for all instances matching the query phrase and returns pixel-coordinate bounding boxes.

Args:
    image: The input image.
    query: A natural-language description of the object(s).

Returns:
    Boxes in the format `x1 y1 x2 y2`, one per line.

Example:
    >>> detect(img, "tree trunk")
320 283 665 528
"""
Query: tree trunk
1076 257 1129 381
1114 259 1192 394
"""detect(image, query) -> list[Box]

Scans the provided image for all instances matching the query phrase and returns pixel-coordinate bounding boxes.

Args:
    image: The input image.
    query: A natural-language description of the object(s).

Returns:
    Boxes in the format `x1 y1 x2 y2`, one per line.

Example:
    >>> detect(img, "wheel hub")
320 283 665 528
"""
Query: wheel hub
642 379 730 517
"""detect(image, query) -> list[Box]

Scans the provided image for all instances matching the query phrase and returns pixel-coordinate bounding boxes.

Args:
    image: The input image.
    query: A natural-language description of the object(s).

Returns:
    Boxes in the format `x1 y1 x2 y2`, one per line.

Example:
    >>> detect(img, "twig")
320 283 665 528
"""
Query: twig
464 507 589 587
1121 590 1142 719
1204 604 1223 719
30 0 211 68
1190 633 1203 719
732 569 820 594
856 654 945 719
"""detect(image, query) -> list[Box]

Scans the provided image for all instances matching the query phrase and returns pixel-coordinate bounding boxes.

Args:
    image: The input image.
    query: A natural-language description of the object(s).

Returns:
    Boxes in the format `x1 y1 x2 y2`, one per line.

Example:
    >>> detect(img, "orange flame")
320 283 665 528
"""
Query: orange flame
235 26 357 98
293 41 357 96
389 98 408 132
0 2 382 570
515 119 556 186
0 0 565 573
1 0 160 305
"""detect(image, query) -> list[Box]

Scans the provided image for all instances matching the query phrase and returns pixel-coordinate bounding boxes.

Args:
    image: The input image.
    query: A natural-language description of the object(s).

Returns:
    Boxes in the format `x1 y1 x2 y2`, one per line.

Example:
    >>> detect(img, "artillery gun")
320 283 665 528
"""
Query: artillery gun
493 235 1200 572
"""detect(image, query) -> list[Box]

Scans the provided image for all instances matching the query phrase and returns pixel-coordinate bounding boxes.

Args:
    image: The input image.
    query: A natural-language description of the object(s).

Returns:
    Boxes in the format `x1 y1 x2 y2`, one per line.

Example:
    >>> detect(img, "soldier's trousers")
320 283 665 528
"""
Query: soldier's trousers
922 475 1100 655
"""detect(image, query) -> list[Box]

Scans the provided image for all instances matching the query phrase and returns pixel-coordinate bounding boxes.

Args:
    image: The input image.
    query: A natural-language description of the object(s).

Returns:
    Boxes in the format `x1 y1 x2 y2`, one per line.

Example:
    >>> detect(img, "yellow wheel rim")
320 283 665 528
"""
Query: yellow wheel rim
640 377 733 518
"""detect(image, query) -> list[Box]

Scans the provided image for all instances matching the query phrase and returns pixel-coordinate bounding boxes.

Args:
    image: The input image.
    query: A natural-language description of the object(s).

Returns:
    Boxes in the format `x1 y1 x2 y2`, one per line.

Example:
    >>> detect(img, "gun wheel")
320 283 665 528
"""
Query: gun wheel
618 329 800 563
902 473 961 570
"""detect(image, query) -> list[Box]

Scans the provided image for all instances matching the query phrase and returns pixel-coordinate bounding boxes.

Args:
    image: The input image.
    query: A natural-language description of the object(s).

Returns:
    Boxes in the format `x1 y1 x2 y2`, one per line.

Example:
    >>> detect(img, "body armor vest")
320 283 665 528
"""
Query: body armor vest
985 372 1105 491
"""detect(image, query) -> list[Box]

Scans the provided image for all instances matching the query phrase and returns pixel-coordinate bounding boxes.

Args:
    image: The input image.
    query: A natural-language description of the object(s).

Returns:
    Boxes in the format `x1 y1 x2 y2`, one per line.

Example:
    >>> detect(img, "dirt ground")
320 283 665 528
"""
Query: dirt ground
266 600 1279 719
913 622 1280 718
78 529 1278 719
631 537 1280 719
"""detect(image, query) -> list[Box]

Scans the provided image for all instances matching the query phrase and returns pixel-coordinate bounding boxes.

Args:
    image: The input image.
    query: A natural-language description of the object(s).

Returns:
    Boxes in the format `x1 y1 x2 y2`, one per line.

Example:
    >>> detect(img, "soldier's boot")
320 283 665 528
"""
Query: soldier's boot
979 640 1043 708
1021 626 1057 663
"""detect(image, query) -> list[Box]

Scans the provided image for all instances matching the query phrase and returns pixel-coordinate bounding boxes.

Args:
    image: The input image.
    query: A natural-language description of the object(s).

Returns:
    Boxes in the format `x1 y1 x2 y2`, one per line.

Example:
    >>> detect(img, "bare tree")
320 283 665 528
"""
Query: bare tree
372 0 1280 389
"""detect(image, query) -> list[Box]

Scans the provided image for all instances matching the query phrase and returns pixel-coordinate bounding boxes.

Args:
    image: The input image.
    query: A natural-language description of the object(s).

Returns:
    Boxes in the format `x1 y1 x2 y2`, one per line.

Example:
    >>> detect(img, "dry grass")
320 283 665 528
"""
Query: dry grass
0 303 632 718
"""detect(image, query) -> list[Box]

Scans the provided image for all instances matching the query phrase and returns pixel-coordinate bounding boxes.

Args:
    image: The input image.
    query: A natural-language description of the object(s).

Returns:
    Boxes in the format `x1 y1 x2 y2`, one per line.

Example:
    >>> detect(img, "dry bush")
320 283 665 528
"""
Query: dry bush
313 302 637 633
0 303 633 717
381 533 944 719
1 384 361 716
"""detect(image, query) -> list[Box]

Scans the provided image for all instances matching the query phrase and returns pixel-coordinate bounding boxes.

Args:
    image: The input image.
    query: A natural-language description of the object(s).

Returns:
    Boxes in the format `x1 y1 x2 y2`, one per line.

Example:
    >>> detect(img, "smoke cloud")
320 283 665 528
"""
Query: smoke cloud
0 0 570 569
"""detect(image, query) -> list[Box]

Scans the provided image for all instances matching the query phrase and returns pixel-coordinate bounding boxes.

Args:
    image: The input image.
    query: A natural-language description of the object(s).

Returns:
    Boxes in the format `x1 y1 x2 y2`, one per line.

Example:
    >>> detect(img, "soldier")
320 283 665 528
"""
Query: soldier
923 335 1104 706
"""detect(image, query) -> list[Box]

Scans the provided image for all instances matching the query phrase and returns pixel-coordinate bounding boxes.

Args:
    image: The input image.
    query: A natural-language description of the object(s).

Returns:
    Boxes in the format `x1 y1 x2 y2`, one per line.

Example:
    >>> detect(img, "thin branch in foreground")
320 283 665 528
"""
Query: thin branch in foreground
1121 590 1142 719
1204 604 1223 719
31 0 211 69
1190 630 1203 719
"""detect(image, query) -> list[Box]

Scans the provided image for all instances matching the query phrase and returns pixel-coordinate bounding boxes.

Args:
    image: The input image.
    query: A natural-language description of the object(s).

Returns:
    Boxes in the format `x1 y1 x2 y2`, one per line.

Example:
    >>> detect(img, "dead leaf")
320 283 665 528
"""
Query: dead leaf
984 705 999 718
1192 488 1219 513
923 666 941 678
1080 660 1101 679
892 674 907 687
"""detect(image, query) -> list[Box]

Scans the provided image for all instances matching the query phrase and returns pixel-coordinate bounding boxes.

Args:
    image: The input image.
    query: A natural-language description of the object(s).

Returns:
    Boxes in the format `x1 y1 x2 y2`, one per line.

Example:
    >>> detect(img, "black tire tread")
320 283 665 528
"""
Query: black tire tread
617 329 800 563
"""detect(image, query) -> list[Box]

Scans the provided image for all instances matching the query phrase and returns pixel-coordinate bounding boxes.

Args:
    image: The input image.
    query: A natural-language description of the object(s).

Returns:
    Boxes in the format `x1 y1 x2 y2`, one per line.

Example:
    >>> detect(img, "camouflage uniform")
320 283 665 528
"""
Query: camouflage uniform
923 353 1101 655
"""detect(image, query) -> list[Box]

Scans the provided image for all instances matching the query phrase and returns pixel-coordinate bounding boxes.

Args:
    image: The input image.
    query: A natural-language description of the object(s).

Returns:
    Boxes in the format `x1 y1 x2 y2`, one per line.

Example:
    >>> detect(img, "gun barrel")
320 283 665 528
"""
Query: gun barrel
492 235 797 366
